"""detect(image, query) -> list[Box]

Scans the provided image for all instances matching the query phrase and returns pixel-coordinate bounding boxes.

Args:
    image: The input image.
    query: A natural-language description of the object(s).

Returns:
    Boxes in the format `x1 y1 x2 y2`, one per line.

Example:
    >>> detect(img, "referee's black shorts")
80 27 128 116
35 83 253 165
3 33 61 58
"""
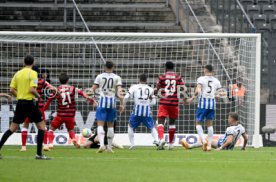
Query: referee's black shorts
13 100 43 124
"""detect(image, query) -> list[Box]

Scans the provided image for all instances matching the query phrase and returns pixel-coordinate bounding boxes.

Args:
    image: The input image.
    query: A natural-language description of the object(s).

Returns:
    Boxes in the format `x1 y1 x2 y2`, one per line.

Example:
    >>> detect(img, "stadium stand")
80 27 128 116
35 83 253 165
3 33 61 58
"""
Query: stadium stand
247 5 261 18
0 0 182 32
262 5 276 18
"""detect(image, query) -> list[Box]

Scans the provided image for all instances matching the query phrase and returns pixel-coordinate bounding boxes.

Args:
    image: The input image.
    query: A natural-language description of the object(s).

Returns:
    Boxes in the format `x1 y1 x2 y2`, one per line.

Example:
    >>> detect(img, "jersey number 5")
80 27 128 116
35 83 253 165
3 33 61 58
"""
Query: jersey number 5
207 80 213 94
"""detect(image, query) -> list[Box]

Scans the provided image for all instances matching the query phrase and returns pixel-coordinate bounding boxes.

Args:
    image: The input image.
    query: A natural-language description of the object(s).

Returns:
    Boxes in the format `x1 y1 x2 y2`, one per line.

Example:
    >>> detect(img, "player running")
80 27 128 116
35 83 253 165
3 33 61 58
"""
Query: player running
44 73 97 149
156 61 187 150
91 60 124 153
124 74 158 149
189 65 224 151
181 112 248 150
20 66 54 152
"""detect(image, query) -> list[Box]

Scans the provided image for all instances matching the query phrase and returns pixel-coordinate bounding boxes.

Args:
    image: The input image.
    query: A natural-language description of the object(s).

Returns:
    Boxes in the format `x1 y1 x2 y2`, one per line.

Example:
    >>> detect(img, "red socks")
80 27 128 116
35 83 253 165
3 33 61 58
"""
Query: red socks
68 130 76 141
48 130 54 144
21 130 28 147
157 124 164 140
169 125 176 144
43 130 48 145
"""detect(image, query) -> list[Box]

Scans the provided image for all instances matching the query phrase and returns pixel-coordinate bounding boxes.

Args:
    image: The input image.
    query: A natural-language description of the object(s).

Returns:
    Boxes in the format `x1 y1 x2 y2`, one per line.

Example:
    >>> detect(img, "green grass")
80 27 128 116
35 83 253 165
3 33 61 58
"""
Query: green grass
1 146 276 182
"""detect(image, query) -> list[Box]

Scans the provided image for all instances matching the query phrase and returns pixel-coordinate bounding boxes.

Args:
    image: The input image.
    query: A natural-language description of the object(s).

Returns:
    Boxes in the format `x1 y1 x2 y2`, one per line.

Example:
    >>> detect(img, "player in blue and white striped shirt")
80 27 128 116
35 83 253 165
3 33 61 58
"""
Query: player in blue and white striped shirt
191 65 223 151
124 74 158 149
91 60 124 153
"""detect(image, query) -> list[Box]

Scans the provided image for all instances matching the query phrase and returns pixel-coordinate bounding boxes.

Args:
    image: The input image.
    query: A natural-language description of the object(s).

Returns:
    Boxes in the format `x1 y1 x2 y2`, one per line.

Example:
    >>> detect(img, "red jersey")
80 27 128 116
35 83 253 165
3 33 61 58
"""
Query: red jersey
37 78 50 109
45 85 85 118
157 71 184 107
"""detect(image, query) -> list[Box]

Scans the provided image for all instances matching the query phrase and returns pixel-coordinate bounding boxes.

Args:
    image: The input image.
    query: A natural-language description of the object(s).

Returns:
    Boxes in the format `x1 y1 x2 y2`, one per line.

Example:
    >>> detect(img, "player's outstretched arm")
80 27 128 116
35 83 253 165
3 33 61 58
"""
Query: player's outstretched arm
77 88 97 107
241 133 248 150
150 95 157 105
0 93 12 100
216 135 233 151
43 97 54 111
184 84 201 104
123 91 130 106
117 85 124 113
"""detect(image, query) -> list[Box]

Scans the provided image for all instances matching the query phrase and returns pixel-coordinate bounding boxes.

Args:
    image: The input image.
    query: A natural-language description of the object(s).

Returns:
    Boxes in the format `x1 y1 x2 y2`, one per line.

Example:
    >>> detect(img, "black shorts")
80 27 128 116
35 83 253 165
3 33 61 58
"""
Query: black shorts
13 100 43 124
88 133 100 148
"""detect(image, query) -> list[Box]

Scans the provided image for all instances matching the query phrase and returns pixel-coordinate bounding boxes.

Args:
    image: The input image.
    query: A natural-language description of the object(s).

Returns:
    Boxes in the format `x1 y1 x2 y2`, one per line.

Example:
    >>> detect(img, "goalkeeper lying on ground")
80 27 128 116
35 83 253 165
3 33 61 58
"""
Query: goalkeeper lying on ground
181 112 248 151
83 121 123 149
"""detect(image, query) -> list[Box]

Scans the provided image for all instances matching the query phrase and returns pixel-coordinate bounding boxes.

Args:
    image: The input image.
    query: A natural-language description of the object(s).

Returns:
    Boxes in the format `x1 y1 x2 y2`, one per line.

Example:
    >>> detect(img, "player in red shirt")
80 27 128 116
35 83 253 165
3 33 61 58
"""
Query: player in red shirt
156 61 186 150
44 73 97 149
20 66 54 152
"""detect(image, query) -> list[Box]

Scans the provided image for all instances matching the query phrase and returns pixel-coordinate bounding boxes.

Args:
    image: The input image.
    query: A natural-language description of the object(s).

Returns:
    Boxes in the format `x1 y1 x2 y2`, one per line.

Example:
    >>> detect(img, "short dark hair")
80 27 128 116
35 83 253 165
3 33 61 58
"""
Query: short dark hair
139 74 147 82
59 73 69 84
105 60 114 69
204 65 213 72
165 61 174 70
229 112 239 121
24 55 34 66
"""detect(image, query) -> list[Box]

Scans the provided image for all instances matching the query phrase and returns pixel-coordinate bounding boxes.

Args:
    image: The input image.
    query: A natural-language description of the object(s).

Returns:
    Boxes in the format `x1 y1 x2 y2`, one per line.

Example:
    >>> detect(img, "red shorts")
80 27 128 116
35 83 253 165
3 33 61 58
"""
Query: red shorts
157 105 179 119
24 108 45 123
51 116 75 131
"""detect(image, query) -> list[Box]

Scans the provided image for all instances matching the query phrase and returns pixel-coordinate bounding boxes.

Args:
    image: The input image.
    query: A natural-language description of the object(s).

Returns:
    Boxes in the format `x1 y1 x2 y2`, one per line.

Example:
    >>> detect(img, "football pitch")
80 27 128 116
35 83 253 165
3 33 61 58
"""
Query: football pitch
0 146 276 182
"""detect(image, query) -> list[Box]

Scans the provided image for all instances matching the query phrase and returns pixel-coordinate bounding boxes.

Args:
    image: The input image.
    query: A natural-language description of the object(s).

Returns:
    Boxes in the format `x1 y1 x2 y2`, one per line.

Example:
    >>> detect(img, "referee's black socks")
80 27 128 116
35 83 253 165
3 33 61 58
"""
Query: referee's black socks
37 129 44 156
0 129 13 150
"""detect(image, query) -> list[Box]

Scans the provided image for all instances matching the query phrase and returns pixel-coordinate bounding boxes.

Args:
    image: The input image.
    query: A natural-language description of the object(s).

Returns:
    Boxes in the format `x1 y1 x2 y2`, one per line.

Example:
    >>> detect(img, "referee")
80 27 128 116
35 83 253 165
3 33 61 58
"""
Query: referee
0 55 50 160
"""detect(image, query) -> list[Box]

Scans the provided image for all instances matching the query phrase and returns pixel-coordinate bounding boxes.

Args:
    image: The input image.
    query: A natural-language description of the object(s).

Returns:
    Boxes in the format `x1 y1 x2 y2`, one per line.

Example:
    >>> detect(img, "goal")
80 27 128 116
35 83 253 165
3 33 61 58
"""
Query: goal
0 32 262 147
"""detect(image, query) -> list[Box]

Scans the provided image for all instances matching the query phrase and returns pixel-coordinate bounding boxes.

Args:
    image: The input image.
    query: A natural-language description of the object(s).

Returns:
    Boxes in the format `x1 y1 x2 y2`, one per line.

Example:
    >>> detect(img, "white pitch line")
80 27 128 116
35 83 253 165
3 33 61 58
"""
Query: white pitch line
2 155 276 163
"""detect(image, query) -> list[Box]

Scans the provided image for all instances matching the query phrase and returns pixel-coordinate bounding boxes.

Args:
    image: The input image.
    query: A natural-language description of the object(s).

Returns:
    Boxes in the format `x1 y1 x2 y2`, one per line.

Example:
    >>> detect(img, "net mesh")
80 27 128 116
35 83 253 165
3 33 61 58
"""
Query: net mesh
0 33 258 145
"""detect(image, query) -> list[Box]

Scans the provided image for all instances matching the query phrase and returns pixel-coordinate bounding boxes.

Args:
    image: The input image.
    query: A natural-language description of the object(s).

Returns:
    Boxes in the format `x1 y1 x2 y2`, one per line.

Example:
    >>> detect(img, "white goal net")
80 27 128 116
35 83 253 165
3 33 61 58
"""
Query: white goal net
0 32 261 147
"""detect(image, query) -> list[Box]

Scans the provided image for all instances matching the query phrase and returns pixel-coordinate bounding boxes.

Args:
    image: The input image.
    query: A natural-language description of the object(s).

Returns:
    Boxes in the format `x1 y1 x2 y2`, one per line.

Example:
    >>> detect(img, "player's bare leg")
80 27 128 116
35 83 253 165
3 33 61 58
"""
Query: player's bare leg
96 121 106 153
181 138 204 149
48 126 56 149
157 117 166 150
20 122 29 152
206 120 213 151
43 126 50 151
68 130 80 149
196 121 208 151
168 118 176 150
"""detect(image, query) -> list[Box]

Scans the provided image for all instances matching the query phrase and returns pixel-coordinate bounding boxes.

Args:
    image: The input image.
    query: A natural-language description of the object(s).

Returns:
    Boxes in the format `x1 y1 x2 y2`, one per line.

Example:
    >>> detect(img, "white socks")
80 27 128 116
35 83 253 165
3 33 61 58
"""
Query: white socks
151 128 158 142
189 142 202 149
207 126 214 147
128 126 159 147
97 126 105 147
196 125 206 144
128 125 135 147
107 127 114 150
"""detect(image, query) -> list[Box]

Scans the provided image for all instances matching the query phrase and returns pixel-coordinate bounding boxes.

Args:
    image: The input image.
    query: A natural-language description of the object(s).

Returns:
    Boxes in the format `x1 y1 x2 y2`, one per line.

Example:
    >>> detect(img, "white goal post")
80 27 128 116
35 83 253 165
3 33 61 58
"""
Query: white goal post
0 32 262 148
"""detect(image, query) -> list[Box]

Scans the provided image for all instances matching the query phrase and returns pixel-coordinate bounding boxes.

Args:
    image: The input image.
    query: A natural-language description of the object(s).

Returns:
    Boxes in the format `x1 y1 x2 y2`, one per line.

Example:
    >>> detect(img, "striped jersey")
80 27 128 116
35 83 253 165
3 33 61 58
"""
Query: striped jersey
37 78 51 109
94 72 122 109
125 84 155 117
220 124 245 150
197 76 221 109
45 85 85 118
157 71 184 107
